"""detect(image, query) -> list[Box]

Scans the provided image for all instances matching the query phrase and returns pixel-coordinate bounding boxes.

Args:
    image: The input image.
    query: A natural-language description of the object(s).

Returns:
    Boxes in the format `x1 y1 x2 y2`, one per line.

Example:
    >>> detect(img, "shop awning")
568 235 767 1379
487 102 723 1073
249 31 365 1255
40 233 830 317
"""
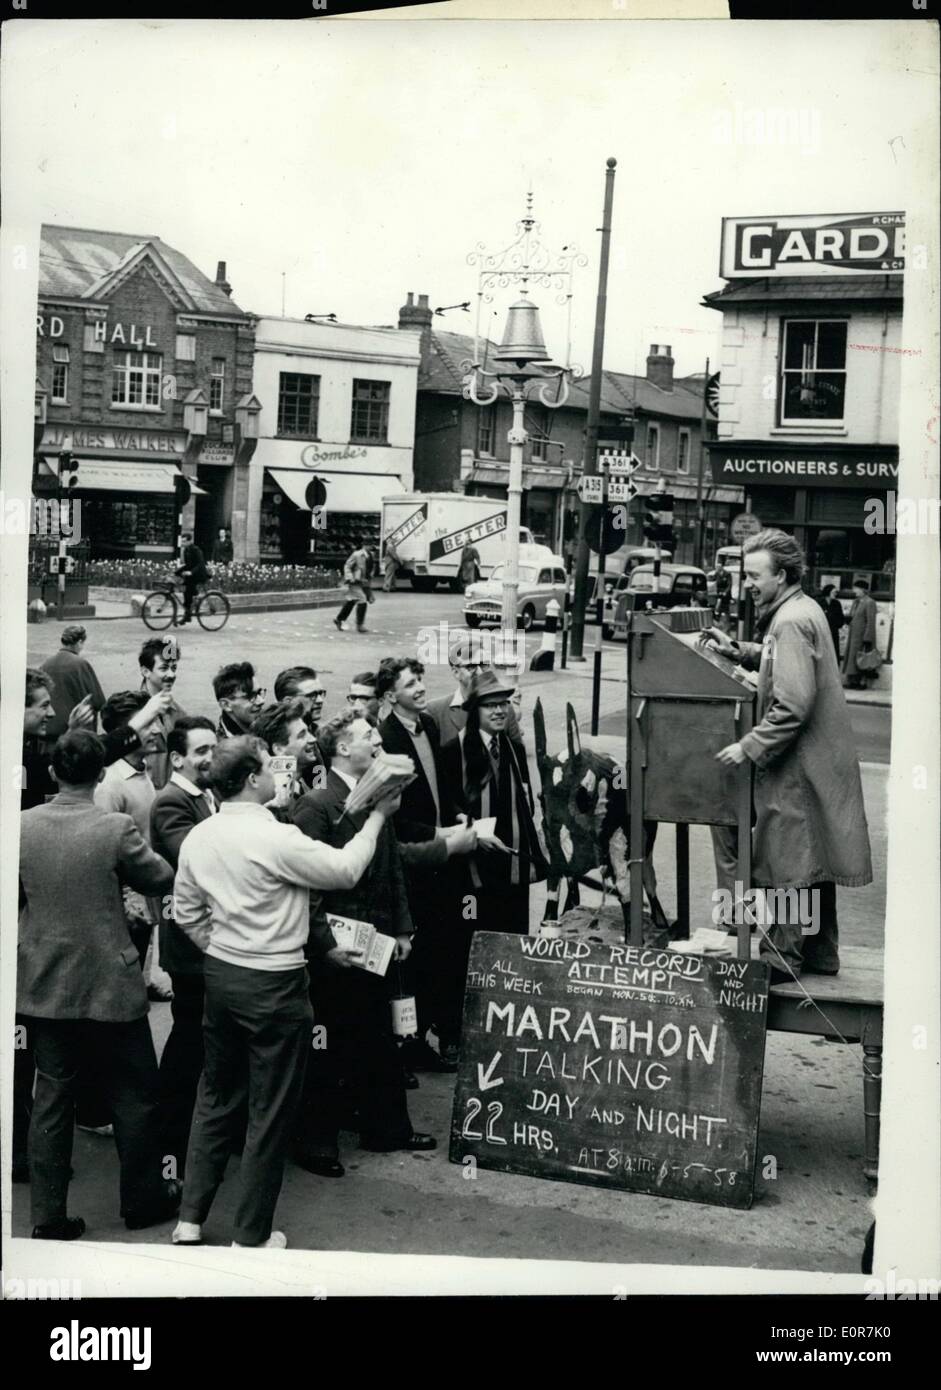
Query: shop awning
41 460 206 494
266 468 406 513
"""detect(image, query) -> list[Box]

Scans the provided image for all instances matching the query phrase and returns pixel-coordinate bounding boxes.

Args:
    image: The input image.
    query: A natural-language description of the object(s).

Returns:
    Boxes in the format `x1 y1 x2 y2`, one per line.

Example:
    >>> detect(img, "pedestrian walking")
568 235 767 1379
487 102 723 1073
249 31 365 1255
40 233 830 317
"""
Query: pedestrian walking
842 579 879 688
170 736 402 1249
292 710 435 1175
817 583 846 660
334 539 372 632
210 527 234 566
382 537 401 592
703 529 873 984
150 716 219 1178
458 540 481 592
41 625 106 739
18 729 180 1240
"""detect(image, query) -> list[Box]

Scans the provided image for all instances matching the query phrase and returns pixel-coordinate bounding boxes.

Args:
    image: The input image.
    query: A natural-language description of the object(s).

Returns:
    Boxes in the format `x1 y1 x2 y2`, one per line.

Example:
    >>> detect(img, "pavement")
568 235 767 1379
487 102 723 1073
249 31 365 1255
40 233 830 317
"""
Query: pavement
14 592 890 1276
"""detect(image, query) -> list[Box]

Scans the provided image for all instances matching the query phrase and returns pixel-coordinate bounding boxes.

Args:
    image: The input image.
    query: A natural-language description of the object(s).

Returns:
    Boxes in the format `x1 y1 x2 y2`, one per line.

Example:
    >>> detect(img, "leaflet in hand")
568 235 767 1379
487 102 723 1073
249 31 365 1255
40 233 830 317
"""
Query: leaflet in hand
326 913 396 976
337 752 417 821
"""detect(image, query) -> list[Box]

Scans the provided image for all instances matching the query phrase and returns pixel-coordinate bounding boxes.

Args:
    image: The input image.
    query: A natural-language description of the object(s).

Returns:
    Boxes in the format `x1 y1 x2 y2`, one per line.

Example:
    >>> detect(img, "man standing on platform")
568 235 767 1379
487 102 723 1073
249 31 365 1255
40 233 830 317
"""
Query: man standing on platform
703 529 872 984
170 736 401 1250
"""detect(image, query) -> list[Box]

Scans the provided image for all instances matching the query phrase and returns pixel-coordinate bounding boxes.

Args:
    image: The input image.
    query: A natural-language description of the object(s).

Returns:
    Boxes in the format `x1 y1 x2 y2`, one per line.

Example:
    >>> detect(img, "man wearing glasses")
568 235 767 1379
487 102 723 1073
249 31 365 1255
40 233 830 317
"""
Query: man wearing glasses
212 662 267 740
346 671 380 722
426 635 524 751
274 667 327 787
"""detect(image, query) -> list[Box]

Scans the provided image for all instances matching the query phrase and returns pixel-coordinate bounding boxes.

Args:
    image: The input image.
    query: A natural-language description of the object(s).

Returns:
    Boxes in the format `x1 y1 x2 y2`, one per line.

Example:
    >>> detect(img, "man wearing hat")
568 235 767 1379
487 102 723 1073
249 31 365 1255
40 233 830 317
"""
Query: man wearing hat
41 625 106 740
440 668 549 1040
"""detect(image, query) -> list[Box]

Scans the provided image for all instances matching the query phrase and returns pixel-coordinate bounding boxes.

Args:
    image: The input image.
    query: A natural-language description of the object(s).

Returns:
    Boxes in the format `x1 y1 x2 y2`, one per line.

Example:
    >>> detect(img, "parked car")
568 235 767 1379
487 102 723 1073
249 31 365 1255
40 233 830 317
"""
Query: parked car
463 556 569 630
585 571 631 639
611 562 709 640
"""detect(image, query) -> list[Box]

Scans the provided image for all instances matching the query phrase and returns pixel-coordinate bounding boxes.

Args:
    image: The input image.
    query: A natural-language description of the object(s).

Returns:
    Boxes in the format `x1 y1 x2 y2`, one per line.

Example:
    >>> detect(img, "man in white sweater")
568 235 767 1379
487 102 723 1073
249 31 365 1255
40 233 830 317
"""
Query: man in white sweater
171 735 400 1250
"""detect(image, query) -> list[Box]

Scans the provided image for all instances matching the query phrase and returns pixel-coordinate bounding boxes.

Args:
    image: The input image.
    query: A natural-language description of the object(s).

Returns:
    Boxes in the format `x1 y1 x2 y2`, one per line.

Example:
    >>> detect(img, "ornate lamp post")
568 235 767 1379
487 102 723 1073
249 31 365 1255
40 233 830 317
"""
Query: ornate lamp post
462 196 584 629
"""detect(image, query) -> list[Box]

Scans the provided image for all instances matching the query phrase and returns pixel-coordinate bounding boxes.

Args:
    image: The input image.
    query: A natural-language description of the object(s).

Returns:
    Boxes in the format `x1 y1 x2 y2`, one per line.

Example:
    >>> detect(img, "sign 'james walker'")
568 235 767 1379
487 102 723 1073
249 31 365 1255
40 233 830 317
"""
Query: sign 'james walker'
720 212 905 278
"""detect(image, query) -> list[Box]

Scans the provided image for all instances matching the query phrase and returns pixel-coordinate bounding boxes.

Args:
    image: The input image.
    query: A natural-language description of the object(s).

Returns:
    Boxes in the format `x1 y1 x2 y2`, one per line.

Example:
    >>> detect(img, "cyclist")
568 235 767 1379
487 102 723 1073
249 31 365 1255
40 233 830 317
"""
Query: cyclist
176 531 209 625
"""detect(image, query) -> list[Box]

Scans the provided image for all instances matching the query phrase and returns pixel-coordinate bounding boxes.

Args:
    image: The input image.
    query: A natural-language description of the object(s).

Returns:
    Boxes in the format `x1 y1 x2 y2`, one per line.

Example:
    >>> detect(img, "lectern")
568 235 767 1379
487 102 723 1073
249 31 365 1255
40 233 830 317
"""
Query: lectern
626 607 757 958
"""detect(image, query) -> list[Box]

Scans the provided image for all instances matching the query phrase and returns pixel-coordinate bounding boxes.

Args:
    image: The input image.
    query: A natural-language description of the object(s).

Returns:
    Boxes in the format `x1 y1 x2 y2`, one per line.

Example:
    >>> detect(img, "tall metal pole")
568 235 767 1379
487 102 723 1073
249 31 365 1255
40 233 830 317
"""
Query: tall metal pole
502 387 527 631
569 156 617 662
694 356 710 570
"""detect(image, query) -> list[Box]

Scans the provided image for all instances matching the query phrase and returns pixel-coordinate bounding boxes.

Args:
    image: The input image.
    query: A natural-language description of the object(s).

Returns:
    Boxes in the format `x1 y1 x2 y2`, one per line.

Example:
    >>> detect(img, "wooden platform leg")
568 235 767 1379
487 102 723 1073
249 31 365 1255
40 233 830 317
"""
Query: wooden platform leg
675 823 689 939
862 1043 883 1182
629 696 646 948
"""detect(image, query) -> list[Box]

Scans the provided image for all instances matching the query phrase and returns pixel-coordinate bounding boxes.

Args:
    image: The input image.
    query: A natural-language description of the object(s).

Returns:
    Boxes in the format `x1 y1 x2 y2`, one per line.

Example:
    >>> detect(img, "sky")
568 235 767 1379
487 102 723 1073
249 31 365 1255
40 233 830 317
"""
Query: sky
1 18 933 382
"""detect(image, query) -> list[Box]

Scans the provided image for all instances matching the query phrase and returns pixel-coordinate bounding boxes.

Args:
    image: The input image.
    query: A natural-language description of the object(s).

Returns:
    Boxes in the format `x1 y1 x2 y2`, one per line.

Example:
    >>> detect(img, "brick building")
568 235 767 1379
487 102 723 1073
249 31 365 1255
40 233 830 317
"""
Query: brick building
403 282 737 565
702 212 903 609
34 225 258 562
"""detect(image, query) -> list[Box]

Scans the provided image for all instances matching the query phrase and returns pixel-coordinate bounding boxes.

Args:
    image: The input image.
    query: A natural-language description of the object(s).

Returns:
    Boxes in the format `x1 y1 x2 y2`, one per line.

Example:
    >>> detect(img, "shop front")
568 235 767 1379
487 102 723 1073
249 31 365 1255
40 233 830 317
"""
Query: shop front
708 442 898 600
255 455 409 570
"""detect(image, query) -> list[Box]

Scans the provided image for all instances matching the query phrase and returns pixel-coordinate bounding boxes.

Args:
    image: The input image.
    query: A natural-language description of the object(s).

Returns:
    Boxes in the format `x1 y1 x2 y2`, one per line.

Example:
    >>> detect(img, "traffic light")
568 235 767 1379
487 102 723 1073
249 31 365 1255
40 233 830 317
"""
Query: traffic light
642 491 674 547
173 472 192 507
58 451 80 490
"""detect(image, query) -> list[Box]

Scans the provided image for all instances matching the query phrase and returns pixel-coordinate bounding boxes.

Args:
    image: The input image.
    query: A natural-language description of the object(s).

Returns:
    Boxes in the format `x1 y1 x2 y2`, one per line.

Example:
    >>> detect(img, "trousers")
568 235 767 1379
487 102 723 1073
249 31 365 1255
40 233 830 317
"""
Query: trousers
758 880 840 977
337 600 367 627
299 964 411 1157
26 1015 166 1227
157 971 205 1177
181 957 312 1246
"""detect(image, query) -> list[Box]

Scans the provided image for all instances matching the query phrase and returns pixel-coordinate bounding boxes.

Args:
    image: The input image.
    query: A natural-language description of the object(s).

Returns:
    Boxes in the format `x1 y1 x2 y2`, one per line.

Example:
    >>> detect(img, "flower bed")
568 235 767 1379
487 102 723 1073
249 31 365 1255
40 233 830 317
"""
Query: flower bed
86 558 340 593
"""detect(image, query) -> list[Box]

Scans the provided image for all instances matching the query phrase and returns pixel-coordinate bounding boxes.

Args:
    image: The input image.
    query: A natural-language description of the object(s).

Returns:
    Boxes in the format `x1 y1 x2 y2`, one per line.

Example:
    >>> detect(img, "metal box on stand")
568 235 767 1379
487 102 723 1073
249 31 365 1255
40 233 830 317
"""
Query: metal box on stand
625 607 757 956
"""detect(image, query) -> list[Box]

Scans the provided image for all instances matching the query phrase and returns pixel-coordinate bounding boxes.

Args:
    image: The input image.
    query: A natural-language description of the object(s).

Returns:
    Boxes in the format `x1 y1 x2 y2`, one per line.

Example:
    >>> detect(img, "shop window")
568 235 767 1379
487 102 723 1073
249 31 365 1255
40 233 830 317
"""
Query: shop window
477 406 496 457
780 319 847 423
677 428 691 474
646 423 660 470
51 345 69 404
350 379 390 444
210 358 225 414
111 351 162 409
260 488 285 558
278 373 320 437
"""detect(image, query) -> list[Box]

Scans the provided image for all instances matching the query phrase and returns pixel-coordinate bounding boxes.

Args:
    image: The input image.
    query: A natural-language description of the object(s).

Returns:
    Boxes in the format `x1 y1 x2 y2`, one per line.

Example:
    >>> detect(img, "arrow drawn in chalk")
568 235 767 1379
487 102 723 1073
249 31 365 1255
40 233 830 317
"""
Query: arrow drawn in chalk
477 1053 504 1091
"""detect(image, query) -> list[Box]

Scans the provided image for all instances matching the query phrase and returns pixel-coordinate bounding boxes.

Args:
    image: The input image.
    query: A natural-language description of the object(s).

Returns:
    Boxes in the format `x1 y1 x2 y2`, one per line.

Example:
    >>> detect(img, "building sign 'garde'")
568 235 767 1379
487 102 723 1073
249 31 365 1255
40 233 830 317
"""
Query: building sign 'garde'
720 212 905 278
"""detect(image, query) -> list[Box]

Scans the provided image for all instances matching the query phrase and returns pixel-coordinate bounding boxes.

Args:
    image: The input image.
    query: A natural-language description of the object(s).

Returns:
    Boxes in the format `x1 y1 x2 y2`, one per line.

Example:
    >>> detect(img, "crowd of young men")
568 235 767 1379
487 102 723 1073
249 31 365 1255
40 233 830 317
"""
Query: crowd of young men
17 625 545 1249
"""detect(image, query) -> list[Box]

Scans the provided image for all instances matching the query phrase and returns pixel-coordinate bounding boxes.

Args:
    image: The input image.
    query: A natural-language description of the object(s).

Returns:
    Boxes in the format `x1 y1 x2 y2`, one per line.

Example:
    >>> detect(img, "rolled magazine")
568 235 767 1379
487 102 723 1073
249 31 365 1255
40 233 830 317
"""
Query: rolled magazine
335 751 417 822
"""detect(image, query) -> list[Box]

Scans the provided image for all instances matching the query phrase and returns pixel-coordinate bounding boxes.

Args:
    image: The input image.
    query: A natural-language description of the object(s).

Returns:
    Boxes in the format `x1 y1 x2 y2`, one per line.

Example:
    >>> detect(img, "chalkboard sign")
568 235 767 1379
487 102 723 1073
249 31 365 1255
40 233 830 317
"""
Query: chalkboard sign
449 932 770 1209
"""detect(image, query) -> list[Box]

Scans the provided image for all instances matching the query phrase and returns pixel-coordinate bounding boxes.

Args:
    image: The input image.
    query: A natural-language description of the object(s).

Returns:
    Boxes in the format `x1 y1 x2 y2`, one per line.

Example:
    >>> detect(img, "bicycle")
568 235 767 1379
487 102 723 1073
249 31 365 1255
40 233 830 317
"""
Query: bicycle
140 576 231 632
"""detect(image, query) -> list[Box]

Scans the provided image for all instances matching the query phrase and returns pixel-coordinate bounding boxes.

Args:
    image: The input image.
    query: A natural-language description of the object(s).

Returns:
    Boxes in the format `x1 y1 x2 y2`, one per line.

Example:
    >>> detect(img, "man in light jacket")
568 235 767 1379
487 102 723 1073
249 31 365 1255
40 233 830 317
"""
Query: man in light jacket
18 730 179 1241
703 529 872 983
170 735 402 1250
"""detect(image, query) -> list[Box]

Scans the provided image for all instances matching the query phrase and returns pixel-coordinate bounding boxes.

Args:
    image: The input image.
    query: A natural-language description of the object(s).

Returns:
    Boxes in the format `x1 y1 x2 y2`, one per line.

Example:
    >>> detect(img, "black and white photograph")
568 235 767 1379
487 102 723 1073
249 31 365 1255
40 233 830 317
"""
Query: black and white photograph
2 2 938 1322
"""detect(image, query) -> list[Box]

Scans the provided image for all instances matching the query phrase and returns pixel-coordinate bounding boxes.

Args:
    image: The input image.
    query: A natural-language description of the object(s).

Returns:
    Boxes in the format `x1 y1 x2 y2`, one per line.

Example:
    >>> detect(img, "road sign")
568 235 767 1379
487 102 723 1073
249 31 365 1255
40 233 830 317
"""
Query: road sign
586 508 624 555
599 449 643 475
730 510 763 543
578 475 637 504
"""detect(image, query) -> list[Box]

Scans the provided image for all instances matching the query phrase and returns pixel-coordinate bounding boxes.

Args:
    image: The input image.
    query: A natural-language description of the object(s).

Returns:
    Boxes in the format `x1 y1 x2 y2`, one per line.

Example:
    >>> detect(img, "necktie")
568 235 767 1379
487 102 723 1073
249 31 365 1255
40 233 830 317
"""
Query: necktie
204 791 217 814
490 735 501 764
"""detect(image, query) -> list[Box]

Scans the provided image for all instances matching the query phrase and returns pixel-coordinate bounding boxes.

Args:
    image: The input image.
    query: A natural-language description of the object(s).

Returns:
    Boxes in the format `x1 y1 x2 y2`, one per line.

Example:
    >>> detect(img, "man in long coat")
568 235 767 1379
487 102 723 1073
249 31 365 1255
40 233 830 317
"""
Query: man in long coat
705 530 872 982
842 579 879 688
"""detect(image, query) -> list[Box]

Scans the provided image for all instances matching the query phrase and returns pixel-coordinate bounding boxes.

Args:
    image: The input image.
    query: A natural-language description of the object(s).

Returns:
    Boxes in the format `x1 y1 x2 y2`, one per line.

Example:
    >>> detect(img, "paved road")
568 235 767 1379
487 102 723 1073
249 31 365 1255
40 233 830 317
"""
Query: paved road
14 592 886 1277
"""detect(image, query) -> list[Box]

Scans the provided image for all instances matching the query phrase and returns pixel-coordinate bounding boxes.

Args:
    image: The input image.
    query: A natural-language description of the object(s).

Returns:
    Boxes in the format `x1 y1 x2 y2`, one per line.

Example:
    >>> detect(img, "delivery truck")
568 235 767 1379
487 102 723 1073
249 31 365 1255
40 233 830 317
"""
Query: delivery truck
381 492 539 591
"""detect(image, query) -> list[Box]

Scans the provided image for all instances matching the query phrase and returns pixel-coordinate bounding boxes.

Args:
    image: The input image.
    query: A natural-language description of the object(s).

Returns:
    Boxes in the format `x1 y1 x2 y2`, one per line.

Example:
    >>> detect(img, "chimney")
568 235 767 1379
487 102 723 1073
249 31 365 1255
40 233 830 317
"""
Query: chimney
646 343 674 392
215 261 232 297
398 291 434 374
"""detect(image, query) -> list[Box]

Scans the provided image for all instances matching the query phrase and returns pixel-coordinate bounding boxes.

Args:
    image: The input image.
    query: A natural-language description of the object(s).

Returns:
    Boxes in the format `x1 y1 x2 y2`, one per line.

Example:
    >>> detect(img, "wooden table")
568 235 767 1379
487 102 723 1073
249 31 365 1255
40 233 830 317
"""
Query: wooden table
756 942 885 1182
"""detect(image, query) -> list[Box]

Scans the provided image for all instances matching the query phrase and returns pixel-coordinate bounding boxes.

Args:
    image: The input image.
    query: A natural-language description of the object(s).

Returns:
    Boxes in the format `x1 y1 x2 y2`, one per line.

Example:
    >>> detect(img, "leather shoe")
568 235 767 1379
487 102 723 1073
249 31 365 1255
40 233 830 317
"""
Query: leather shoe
295 1152 345 1178
124 1179 182 1231
362 1132 437 1154
33 1216 86 1241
